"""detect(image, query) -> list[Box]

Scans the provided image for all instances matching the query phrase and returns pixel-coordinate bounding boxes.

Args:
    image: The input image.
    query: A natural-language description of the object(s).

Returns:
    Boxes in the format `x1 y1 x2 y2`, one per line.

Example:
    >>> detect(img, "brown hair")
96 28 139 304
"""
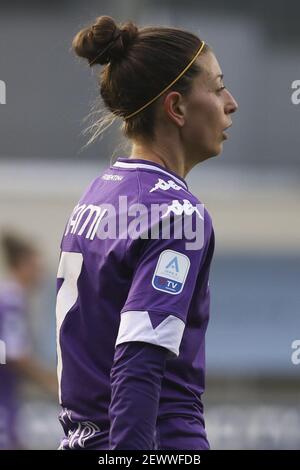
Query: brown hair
1 232 36 269
72 15 208 145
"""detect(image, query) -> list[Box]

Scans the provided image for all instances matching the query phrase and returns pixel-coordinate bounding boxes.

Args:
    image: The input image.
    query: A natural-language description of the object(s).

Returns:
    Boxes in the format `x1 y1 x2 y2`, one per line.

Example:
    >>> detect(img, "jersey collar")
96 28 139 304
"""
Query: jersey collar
112 157 188 190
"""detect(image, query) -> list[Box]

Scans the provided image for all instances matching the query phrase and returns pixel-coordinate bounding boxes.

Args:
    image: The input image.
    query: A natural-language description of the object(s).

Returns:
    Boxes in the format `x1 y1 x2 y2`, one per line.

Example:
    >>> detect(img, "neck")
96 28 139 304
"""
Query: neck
129 138 192 179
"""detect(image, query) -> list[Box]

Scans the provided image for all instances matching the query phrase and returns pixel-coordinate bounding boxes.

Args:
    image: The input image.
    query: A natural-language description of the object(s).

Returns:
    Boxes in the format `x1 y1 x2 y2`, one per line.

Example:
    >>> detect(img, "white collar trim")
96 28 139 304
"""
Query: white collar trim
113 161 188 190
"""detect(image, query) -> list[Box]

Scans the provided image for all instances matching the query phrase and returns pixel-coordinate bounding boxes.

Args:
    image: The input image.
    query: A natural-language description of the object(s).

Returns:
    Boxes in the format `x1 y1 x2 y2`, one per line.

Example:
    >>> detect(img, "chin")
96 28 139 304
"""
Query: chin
194 143 222 164
212 143 223 158
205 145 223 161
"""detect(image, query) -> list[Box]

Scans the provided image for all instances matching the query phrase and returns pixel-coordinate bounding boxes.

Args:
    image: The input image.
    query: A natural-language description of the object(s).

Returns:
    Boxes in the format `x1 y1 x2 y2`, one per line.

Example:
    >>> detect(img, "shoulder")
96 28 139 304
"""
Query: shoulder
137 169 196 204
137 170 213 232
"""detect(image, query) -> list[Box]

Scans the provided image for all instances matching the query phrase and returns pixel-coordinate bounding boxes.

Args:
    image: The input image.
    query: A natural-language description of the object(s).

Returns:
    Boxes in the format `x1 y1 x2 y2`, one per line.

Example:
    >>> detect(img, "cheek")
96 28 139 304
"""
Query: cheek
184 99 224 156
202 99 222 130
188 96 221 136
186 104 206 137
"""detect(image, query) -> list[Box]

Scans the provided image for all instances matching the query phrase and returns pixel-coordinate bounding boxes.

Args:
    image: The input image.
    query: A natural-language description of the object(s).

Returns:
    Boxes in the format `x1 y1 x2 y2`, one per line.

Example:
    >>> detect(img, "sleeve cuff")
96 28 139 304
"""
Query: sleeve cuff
115 310 185 357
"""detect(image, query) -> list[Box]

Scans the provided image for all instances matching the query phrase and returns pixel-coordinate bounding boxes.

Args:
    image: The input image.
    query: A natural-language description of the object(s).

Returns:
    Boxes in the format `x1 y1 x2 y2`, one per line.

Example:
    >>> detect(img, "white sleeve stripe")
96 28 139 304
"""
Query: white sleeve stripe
115 310 185 357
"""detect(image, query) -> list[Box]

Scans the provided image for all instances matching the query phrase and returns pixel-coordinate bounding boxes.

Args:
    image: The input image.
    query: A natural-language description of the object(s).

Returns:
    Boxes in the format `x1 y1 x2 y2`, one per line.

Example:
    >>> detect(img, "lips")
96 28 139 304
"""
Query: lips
222 123 232 140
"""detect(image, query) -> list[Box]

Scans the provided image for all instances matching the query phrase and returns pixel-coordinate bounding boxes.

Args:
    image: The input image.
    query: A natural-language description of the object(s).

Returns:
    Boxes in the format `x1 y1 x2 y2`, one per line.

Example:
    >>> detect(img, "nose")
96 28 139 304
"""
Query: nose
225 88 238 114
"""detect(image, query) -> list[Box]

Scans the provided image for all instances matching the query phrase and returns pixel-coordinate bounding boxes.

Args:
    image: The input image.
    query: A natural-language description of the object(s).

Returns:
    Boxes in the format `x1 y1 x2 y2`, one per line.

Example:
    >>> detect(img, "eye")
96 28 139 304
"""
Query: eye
216 85 226 94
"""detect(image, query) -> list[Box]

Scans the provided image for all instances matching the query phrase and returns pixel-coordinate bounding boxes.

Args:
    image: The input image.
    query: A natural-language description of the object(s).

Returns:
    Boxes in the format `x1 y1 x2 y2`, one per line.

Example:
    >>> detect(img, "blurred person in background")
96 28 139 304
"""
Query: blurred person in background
0 232 57 449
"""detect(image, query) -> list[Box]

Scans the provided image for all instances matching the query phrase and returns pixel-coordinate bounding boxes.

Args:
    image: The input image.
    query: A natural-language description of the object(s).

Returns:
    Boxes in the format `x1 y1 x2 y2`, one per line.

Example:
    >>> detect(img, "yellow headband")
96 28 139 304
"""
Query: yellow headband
124 40 205 120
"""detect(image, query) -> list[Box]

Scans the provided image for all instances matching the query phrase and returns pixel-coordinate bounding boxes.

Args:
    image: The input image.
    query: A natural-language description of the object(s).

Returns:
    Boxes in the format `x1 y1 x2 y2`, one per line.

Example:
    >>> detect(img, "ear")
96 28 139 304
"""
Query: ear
163 91 186 127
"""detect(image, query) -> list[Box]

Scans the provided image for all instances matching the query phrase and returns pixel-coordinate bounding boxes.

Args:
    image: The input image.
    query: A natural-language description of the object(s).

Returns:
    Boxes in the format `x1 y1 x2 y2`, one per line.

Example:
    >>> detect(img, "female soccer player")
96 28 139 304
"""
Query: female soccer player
56 15 238 450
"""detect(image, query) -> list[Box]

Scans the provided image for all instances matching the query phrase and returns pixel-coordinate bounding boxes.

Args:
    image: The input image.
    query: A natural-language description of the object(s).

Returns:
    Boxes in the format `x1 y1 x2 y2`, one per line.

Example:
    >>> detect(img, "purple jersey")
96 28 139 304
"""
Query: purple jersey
0 280 30 449
56 157 215 450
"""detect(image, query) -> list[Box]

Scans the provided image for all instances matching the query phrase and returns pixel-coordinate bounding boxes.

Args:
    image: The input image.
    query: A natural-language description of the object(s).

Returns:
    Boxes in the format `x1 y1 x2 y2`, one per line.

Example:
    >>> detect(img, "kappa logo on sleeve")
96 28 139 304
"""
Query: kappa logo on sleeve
152 249 190 294
149 178 183 193
161 199 204 219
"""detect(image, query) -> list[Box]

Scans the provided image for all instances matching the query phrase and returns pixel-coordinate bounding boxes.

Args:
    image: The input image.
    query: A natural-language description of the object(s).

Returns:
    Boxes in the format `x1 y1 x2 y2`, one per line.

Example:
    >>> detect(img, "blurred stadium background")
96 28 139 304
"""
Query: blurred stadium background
0 0 299 449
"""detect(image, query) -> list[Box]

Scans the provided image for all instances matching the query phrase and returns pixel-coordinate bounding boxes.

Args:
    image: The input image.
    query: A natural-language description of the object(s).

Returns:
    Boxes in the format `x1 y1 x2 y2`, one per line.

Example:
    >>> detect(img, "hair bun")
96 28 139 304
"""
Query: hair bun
72 16 138 66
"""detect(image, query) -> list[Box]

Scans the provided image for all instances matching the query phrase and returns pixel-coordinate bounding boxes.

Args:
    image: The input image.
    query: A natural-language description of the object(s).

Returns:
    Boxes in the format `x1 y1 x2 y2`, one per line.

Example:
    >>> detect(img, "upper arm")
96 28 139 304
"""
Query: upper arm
116 202 211 359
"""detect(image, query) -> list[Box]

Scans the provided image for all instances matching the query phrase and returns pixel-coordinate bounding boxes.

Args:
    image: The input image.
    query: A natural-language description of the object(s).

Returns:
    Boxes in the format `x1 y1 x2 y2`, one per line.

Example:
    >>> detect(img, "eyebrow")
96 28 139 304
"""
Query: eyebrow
215 73 224 80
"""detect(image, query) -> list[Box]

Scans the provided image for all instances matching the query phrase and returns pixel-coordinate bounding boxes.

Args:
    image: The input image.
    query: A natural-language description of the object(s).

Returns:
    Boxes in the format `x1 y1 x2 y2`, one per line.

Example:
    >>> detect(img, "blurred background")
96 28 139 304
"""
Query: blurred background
0 0 299 449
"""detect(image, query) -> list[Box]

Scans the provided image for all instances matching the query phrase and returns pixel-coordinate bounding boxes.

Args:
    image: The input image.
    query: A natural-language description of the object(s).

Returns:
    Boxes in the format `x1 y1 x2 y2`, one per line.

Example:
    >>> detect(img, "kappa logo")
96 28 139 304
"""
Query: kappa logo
162 199 204 219
152 249 190 294
149 178 182 193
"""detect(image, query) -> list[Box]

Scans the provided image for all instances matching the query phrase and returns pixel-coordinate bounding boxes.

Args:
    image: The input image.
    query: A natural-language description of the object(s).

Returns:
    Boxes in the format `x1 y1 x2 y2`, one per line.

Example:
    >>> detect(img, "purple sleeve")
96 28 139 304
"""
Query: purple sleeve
116 209 211 358
108 341 169 450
